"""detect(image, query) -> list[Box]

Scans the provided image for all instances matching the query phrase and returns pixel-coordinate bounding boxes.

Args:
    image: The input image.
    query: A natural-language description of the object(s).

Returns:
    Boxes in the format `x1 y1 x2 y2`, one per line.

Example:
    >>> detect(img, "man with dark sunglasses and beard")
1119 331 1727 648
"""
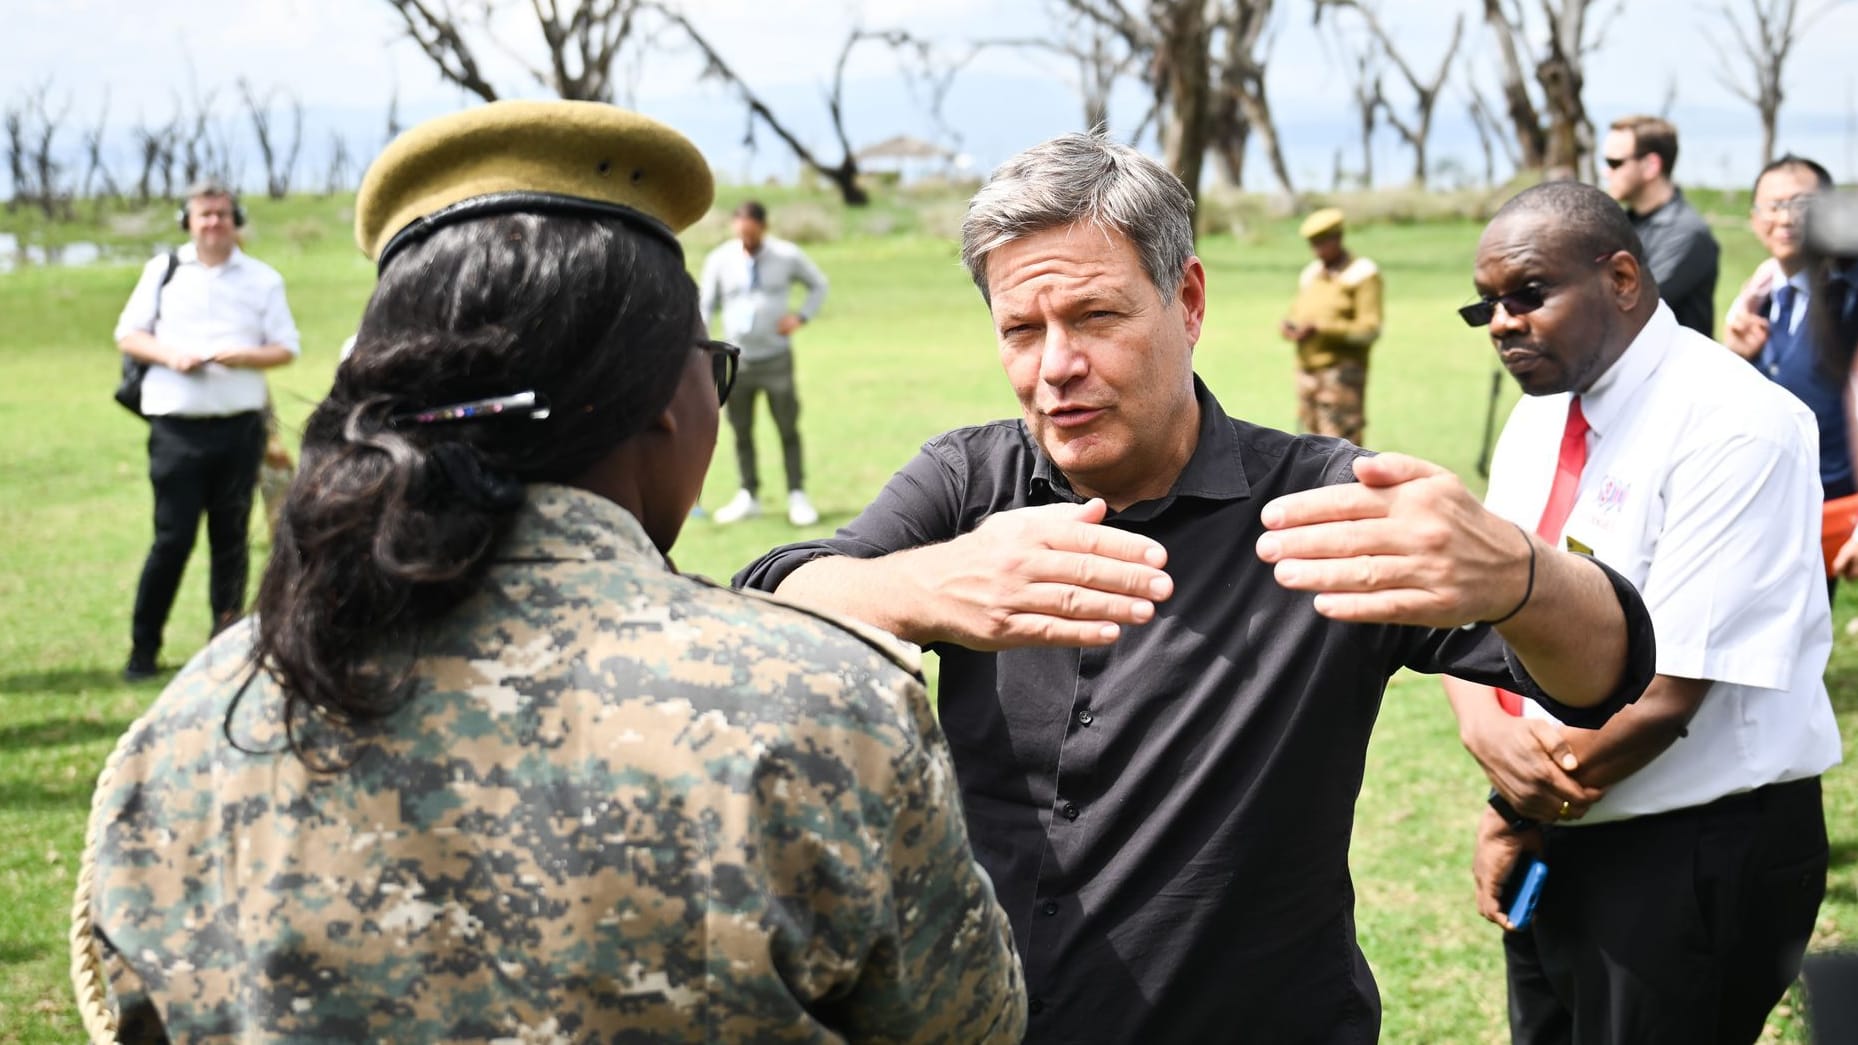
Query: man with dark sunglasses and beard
1444 181 1840 1045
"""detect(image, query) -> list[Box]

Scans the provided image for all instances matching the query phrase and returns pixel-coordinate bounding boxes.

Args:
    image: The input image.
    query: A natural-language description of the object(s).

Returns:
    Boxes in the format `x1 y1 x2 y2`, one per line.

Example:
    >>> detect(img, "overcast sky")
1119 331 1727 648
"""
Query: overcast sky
8 0 1858 193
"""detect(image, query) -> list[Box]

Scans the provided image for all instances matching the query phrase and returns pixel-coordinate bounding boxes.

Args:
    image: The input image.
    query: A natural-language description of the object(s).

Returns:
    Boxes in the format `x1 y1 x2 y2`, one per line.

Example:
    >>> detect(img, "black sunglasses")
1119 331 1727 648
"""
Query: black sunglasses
1459 252 1618 327
1602 155 1634 170
1458 286 1548 327
698 339 741 405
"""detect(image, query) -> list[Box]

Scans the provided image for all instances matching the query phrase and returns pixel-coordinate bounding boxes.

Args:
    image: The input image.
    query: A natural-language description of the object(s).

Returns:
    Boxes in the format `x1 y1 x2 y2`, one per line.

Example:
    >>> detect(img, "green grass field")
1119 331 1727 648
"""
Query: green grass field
2 190 1852 1043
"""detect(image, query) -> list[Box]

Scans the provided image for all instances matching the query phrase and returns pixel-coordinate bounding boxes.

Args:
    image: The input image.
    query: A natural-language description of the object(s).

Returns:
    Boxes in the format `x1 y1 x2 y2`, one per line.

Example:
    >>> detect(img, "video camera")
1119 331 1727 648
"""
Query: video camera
1805 189 1858 259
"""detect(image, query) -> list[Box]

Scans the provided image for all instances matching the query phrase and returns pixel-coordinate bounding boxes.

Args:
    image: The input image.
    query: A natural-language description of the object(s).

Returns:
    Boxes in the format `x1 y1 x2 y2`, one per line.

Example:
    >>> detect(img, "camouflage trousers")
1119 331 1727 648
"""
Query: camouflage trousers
1296 361 1368 446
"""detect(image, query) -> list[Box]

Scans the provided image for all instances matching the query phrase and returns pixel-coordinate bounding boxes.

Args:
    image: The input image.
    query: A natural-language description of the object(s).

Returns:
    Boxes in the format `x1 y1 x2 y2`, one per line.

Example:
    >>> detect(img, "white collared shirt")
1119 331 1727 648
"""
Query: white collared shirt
696 236 828 362
114 244 301 417
1485 303 1842 822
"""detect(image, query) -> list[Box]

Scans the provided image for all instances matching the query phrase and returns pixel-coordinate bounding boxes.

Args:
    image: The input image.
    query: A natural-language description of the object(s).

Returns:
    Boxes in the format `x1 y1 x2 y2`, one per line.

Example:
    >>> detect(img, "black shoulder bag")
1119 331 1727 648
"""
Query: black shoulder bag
113 250 182 419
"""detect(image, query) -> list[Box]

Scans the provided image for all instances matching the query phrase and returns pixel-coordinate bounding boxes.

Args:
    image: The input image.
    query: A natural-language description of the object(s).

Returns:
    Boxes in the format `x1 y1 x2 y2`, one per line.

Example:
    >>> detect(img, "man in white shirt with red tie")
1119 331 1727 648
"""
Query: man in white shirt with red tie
1444 181 1841 1044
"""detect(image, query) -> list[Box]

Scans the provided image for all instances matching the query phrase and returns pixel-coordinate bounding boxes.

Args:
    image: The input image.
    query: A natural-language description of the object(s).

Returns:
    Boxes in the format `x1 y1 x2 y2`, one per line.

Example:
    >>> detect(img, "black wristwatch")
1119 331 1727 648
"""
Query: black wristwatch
1487 788 1537 831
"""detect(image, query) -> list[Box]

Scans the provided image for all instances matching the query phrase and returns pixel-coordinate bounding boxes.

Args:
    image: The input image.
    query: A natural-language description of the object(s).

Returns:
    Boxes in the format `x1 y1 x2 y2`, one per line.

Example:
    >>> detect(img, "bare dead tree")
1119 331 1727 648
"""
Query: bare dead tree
648 7 898 205
1707 0 1835 167
1058 0 1292 208
3 105 24 213
129 111 176 205
988 16 1146 137
1156 0 1215 197
385 79 404 145
79 92 123 214
1482 0 1546 171
175 88 218 188
1465 79 1519 186
1315 1 1463 187
19 83 74 218
381 0 647 102
325 132 356 195
861 30 989 154
1483 0 1623 179
1326 32 1382 188
239 79 305 199
1213 0 1294 196
381 0 502 102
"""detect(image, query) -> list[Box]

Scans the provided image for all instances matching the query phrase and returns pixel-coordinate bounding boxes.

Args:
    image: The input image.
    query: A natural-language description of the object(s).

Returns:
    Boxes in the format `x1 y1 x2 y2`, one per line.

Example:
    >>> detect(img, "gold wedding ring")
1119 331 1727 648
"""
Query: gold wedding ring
1558 799 1571 819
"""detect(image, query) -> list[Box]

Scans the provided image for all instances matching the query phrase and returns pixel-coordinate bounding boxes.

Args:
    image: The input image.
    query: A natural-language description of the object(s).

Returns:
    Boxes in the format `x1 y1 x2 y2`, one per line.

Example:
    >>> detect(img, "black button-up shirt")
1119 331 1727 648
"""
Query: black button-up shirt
736 380 1654 1043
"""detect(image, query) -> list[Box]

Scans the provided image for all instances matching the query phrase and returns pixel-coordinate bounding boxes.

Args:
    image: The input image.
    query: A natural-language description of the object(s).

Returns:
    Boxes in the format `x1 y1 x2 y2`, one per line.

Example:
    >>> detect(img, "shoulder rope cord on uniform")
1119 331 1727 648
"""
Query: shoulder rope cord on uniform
1480 522 1537 627
69 730 131 1043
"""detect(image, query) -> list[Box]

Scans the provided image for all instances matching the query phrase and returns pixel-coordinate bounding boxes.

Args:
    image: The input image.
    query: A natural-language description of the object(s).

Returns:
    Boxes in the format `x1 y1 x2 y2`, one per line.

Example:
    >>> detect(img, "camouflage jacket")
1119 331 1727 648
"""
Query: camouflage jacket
84 484 1025 1043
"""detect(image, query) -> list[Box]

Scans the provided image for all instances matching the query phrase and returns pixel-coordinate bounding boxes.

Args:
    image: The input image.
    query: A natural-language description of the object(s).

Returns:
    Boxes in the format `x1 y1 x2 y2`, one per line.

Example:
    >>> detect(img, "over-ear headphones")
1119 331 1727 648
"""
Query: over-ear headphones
176 187 247 232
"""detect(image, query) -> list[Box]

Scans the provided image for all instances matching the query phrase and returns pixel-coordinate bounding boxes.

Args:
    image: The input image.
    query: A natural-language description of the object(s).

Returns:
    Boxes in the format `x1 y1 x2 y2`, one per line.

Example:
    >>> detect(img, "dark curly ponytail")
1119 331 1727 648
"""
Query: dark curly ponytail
251 212 696 735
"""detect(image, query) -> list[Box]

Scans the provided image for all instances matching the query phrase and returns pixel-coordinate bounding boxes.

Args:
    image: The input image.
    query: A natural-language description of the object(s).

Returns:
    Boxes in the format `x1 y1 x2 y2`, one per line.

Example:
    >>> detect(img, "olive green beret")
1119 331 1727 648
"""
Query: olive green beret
355 100 715 270
1299 207 1346 240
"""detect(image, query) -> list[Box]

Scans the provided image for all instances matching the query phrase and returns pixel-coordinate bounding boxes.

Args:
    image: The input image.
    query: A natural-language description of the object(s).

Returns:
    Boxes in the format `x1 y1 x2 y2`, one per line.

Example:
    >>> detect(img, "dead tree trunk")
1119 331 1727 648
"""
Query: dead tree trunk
1482 0 1548 171
1315 1 1462 187
650 5 871 205
239 79 304 199
1709 0 1823 168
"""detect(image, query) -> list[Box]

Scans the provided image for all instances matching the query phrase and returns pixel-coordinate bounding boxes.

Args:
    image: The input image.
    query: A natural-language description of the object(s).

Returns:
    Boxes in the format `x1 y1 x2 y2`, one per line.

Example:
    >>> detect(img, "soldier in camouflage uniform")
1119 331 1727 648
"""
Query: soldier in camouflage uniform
75 101 1025 1044
1278 208 1383 446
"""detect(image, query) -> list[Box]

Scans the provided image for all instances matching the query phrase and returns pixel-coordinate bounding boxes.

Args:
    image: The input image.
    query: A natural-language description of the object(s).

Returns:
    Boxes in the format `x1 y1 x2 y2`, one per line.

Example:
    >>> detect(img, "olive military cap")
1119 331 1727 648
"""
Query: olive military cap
1298 207 1346 241
355 100 715 270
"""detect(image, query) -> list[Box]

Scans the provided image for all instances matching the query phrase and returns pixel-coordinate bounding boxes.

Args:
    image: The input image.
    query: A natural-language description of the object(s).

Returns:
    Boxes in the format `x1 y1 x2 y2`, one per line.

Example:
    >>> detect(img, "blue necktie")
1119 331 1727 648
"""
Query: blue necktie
1765 283 1798 379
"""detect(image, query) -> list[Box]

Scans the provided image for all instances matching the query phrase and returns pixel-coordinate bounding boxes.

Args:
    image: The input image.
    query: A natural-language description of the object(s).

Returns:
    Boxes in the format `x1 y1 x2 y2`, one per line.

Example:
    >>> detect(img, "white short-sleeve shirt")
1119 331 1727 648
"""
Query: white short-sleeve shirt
1484 303 1842 822
113 244 301 417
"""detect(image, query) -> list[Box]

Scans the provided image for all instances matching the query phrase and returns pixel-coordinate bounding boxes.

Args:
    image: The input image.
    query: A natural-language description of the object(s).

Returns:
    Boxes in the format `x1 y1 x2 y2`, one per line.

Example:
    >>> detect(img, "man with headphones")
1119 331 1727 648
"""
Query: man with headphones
114 179 299 682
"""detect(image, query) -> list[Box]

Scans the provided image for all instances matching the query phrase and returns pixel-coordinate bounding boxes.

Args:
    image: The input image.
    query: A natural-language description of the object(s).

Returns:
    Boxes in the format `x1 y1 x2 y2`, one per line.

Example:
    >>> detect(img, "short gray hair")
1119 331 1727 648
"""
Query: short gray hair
961 133 1195 304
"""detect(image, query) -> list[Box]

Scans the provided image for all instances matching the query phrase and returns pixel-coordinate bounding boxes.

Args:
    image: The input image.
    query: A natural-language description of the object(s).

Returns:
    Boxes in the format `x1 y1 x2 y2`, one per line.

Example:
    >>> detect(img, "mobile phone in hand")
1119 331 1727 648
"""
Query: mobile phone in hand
1500 856 1548 931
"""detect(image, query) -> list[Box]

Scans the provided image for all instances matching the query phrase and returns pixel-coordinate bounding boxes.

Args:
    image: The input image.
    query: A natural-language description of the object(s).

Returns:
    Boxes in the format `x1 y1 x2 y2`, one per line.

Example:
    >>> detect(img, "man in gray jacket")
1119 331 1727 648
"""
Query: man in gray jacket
700 200 829 526
1602 115 1719 336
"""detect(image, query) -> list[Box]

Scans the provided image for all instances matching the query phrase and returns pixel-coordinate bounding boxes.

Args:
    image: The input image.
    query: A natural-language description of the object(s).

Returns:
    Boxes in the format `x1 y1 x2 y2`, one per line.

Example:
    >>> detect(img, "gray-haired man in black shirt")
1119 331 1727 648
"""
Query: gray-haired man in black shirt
737 133 1656 1043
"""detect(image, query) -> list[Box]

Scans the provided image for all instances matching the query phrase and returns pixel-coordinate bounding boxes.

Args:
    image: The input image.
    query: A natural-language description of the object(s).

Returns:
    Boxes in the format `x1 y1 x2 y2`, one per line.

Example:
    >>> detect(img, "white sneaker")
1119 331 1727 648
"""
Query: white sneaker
787 490 820 527
714 489 760 524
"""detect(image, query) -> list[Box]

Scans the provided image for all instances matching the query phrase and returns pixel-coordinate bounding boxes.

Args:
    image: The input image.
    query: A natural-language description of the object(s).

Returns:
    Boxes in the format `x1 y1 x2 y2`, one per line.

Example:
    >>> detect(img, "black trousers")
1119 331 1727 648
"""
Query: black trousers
1505 776 1827 1045
131 412 266 654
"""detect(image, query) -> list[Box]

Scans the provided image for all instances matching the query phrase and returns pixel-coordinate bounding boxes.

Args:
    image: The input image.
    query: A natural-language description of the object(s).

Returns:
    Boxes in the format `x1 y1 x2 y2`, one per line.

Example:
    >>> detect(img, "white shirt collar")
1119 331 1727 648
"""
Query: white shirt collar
1578 301 1677 439
177 242 245 269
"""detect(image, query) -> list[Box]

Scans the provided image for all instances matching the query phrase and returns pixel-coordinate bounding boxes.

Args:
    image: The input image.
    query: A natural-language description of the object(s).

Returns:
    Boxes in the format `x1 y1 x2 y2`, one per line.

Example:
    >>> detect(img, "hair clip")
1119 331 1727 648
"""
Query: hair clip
392 391 551 426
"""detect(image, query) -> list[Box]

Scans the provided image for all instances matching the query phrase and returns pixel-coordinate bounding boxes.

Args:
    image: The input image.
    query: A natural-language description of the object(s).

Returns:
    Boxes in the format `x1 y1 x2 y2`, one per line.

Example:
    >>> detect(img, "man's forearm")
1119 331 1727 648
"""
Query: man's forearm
1561 674 1710 790
117 332 169 367
1491 536 1630 708
775 552 945 646
212 344 295 369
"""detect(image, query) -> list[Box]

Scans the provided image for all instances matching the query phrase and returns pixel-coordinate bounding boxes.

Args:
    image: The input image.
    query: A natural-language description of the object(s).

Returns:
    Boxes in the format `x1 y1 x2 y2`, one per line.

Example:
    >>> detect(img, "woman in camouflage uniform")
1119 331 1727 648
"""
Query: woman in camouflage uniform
75 102 1024 1045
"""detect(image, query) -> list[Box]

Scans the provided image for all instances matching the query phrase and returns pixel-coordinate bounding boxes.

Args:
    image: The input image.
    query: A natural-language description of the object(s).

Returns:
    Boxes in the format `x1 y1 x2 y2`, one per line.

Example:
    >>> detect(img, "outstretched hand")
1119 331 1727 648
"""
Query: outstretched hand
917 498 1173 650
1255 452 1532 628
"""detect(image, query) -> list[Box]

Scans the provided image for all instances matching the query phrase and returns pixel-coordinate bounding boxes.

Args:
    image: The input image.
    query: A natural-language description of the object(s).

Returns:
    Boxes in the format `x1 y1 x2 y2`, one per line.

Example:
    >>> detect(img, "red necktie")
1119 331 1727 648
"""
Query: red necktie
1497 397 1589 715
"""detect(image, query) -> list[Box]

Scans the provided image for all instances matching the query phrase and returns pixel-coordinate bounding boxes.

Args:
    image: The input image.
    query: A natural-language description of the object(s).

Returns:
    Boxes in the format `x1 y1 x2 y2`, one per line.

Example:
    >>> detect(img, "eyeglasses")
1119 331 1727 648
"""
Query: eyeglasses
1602 155 1635 170
1459 252 1618 327
698 339 740 405
1754 194 1816 218
1459 285 1549 327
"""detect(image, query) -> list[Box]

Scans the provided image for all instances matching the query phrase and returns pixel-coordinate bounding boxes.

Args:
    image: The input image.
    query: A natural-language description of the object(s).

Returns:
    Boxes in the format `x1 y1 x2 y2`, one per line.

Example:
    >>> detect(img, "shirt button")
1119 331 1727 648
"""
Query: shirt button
1041 900 1059 916
1062 802 1080 821
1076 709 1094 726
1030 998 1046 1015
